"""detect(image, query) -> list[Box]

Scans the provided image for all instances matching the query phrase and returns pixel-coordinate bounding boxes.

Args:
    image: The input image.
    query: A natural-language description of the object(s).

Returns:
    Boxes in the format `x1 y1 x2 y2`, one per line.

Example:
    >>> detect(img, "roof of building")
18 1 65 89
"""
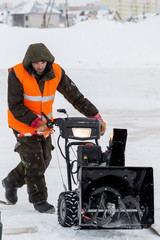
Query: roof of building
12 1 60 14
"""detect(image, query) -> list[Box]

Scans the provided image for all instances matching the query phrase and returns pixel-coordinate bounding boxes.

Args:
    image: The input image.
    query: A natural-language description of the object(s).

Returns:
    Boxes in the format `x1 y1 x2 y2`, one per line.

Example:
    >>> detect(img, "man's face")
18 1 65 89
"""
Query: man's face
32 61 47 75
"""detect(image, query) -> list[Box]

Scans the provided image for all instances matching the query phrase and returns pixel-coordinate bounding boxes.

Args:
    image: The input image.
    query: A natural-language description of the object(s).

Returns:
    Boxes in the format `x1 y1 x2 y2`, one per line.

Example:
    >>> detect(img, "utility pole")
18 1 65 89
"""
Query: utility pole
143 0 146 19
114 0 117 12
129 0 132 19
65 0 69 27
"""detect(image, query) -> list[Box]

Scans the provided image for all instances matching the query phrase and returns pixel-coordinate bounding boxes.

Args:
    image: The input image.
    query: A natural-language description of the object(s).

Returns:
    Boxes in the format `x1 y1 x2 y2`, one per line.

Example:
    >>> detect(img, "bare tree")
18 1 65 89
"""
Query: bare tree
46 0 55 28
43 0 51 28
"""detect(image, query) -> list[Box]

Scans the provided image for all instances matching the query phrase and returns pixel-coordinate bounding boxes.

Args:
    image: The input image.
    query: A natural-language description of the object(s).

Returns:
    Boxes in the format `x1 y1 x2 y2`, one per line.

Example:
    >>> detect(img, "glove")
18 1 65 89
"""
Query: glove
101 121 106 136
92 113 106 136
31 117 48 133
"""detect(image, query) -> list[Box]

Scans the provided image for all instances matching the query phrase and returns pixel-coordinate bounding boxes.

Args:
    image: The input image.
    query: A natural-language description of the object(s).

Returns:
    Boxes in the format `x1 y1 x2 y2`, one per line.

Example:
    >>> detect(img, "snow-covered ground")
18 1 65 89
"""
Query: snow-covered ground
0 16 160 239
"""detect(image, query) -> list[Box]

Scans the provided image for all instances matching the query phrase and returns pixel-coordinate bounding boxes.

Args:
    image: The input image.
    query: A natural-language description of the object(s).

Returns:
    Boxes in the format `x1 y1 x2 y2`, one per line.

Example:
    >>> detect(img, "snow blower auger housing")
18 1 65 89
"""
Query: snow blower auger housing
48 109 154 230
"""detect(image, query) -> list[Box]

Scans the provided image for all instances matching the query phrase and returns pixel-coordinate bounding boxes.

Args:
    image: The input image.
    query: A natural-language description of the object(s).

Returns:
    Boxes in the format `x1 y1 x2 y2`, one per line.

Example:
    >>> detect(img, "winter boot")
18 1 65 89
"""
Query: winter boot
33 201 55 214
2 177 18 205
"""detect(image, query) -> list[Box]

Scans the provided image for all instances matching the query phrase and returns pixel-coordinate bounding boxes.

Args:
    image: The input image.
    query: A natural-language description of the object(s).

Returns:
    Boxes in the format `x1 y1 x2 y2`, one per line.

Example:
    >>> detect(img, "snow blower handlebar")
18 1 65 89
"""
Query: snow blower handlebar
17 112 55 137
17 109 101 140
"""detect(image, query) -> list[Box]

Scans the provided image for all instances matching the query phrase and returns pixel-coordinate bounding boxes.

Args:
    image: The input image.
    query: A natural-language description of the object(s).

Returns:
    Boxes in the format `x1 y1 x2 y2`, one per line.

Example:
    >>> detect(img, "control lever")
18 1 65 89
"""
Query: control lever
41 112 54 129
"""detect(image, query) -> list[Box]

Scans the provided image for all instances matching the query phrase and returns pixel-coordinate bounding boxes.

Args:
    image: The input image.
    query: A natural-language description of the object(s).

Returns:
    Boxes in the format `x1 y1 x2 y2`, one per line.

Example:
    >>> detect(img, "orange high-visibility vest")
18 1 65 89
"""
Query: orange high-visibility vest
8 62 61 137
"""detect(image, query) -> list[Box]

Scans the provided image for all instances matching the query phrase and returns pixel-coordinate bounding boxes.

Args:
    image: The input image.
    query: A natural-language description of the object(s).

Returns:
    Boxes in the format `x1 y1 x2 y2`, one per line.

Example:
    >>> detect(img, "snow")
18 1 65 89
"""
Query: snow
0 16 160 239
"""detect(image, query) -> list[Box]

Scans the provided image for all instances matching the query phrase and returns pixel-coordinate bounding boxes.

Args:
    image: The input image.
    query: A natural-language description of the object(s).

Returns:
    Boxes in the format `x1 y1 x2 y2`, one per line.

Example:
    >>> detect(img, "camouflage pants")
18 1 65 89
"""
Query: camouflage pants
7 132 54 203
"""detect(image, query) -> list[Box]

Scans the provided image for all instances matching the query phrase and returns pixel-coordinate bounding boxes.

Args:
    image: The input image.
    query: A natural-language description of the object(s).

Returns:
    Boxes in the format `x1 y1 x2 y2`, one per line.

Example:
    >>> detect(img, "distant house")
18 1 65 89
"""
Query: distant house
0 10 6 23
0 8 10 24
112 10 122 21
108 10 122 21
11 1 61 28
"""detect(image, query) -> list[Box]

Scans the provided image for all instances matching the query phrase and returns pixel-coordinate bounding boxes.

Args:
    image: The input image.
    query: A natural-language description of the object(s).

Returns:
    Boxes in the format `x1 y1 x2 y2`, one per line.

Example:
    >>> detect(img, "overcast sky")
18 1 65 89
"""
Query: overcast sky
0 0 99 6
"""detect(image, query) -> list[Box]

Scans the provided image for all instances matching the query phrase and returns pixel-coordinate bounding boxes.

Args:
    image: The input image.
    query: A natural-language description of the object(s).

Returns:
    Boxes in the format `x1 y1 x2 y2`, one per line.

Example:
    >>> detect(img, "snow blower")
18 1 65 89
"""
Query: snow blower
43 109 154 230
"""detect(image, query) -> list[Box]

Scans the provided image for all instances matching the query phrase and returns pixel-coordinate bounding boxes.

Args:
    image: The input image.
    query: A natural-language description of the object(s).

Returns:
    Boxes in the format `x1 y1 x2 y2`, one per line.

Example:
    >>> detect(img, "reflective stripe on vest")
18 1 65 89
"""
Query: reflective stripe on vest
8 62 61 137
24 93 55 102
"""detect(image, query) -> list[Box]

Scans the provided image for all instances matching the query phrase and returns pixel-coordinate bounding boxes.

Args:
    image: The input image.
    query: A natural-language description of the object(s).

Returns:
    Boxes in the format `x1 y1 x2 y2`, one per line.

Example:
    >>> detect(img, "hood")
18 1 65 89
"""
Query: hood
23 43 55 69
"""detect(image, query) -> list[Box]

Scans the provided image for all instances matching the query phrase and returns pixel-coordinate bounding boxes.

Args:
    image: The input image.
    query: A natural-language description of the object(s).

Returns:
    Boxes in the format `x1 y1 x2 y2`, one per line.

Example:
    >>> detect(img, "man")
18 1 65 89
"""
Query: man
2 43 106 214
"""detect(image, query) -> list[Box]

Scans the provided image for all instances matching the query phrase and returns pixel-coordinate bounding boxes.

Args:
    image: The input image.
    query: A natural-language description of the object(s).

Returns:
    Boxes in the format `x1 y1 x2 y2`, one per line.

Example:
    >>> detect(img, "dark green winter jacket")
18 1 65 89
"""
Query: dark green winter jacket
8 43 98 127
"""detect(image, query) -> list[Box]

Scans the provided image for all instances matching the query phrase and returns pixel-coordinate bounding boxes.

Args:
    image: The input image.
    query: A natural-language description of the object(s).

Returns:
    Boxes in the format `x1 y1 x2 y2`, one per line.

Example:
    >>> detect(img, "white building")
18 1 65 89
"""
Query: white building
11 1 61 28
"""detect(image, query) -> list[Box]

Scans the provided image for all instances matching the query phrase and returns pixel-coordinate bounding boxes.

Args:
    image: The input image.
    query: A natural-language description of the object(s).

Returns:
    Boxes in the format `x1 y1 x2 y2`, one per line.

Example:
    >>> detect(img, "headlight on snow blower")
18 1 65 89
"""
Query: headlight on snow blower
72 128 91 139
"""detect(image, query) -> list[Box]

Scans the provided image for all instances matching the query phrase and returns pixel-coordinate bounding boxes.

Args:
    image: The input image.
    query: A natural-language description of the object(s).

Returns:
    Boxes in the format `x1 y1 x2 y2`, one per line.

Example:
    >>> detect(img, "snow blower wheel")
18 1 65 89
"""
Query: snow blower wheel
57 191 78 227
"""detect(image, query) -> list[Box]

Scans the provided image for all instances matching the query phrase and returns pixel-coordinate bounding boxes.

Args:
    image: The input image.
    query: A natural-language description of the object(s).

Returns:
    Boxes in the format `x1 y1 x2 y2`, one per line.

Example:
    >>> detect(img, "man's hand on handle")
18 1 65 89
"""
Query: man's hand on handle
92 113 106 136
31 117 49 134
